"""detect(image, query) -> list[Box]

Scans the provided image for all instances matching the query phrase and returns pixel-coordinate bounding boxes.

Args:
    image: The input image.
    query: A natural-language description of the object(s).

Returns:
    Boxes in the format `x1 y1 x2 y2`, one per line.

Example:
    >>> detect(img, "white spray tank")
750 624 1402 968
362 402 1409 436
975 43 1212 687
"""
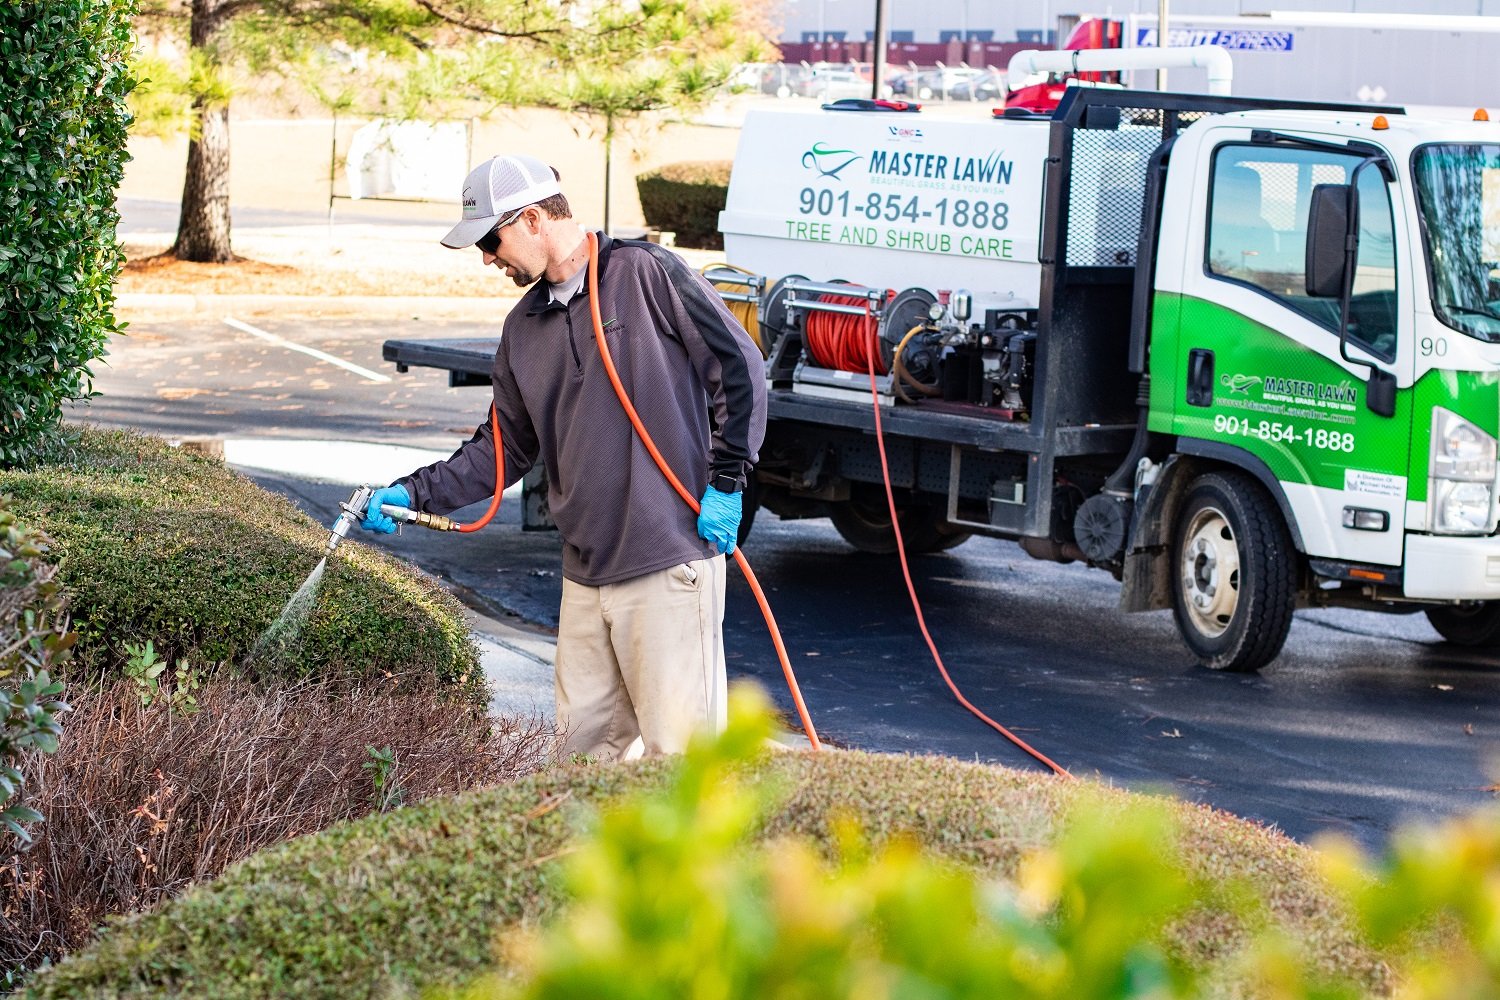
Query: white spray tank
718 107 1053 319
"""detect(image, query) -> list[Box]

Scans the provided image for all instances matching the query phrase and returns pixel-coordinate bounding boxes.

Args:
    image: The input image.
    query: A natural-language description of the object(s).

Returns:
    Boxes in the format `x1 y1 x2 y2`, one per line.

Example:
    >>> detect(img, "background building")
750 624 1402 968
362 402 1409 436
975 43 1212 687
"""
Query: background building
778 0 1500 46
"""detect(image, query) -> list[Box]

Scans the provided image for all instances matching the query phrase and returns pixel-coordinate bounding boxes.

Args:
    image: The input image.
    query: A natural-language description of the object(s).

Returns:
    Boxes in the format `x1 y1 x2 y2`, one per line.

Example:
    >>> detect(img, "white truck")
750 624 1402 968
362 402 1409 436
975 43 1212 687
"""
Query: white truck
385 86 1500 671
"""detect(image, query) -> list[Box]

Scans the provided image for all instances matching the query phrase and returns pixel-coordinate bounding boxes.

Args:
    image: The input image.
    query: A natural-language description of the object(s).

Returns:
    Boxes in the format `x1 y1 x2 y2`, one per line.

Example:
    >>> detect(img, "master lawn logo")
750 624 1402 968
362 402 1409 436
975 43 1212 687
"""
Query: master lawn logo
1263 376 1357 407
867 149 1012 184
1220 373 1262 395
801 142 863 180
1223 371 1358 409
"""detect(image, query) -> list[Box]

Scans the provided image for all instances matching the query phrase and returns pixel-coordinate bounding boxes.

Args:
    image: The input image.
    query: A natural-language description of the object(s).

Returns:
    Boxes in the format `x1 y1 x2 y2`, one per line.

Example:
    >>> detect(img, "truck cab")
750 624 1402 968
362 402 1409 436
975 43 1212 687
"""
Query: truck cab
1145 105 1500 656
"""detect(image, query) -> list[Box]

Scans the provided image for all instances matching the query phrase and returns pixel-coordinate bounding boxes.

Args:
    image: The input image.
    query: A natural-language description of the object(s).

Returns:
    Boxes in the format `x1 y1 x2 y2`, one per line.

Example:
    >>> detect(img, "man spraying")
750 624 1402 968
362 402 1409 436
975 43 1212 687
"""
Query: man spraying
359 153 766 761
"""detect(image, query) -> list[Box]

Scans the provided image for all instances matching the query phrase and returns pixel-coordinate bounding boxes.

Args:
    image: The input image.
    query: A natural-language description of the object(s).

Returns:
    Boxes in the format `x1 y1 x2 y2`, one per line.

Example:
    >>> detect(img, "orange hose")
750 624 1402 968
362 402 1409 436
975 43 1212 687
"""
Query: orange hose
857 301 1071 778
584 232 822 752
455 404 504 533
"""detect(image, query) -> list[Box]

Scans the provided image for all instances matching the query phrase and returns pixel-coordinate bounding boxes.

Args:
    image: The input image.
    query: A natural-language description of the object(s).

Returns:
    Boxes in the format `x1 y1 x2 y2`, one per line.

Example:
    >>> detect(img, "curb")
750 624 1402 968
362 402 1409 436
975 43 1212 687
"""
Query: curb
462 608 558 724
115 292 515 322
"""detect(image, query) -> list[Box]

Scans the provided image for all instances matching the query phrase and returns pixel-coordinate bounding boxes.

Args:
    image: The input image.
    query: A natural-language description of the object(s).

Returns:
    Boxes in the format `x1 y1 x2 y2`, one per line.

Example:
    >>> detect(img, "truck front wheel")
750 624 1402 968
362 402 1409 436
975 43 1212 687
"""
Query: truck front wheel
1425 603 1500 646
1170 471 1297 672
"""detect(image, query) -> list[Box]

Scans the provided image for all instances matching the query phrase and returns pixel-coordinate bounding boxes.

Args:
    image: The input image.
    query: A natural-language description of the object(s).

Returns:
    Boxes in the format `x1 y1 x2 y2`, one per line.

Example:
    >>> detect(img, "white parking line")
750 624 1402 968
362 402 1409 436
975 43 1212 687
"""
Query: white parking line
223 315 392 383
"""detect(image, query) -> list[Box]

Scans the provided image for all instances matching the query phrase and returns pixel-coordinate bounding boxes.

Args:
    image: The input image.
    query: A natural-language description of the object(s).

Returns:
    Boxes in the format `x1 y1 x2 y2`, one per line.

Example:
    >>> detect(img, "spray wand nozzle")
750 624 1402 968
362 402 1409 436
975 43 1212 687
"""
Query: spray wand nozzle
324 484 457 556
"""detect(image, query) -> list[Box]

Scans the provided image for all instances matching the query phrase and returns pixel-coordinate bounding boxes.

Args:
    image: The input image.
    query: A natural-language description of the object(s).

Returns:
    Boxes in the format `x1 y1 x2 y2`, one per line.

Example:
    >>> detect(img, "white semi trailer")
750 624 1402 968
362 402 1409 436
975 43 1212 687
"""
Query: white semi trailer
1121 12 1500 108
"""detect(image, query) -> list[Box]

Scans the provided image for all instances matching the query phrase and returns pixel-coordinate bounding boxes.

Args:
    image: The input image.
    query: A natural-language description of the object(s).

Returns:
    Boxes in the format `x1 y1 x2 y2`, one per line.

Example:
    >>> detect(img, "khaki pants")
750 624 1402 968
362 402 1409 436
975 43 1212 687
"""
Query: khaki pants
555 555 728 761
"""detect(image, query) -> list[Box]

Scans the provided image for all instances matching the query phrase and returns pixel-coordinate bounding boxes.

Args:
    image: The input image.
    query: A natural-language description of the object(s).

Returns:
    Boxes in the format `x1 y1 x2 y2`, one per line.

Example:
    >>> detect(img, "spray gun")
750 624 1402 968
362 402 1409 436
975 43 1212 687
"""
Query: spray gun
324 484 458 556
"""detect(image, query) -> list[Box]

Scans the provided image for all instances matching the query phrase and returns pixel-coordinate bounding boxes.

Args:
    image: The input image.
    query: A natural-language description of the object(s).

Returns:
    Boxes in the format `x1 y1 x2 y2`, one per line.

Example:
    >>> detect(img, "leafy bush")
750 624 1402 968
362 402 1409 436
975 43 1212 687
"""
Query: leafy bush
636 161 732 250
0 429 484 700
0 500 73 850
23 695 1383 999
0 0 136 468
2 679 555 984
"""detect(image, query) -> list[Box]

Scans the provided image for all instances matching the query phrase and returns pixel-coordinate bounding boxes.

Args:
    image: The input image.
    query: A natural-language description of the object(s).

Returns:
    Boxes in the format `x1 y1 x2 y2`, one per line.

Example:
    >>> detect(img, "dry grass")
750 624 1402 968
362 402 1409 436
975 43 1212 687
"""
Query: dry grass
0 679 557 980
115 237 512 299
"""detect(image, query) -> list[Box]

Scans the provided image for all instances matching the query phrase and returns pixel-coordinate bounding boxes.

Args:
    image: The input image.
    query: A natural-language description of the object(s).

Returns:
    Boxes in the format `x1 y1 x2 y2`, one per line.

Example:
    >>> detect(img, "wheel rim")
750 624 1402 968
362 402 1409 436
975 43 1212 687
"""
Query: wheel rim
845 497 893 532
1180 505 1241 639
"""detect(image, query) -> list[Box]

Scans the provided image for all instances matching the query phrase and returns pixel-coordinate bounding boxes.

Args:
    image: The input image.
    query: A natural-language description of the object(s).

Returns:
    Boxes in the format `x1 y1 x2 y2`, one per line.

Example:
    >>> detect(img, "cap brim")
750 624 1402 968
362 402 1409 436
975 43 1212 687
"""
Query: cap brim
441 214 500 250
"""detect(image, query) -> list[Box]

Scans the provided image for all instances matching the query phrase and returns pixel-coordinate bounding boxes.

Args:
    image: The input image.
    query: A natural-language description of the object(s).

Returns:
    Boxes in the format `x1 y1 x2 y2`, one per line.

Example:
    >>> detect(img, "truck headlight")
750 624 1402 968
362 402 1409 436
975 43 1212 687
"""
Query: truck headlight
1429 408 1498 534
1433 480 1494 532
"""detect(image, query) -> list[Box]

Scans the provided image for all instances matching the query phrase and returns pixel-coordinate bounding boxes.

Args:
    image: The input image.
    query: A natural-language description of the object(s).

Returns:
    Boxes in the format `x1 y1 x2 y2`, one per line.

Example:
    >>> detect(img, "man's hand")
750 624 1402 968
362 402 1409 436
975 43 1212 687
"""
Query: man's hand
697 485 742 556
360 484 412 534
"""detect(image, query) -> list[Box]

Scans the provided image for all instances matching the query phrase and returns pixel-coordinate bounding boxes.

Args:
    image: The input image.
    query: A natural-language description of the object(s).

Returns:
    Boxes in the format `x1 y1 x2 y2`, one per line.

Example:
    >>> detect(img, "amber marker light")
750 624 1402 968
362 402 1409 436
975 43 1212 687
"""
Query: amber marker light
1476 108 1491 122
1372 115 1390 130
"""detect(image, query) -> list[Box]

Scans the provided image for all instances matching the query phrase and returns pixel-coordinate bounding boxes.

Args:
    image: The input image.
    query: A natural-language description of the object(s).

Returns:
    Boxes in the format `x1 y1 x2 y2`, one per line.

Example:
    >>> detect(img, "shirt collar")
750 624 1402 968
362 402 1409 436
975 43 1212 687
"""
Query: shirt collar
525 231 613 316
547 260 587 305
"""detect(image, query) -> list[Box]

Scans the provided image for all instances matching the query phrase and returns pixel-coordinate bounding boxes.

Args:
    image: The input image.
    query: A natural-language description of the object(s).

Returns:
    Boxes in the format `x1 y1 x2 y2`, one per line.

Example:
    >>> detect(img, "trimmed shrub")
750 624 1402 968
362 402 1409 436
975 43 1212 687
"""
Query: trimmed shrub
23 719 1383 998
2 679 555 984
0 429 484 701
0 499 72 854
636 161 732 250
0 0 136 468
475 690 1216 998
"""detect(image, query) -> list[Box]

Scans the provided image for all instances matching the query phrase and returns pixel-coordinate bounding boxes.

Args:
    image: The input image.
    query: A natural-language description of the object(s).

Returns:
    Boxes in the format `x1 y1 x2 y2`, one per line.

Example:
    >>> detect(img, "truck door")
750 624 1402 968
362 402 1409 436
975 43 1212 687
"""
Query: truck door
1159 131 1413 567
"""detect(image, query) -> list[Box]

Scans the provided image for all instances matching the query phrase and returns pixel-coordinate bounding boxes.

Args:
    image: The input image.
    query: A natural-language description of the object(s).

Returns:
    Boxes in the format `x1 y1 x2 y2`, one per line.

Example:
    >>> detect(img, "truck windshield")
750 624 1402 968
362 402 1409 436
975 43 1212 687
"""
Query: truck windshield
1413 143 1500 343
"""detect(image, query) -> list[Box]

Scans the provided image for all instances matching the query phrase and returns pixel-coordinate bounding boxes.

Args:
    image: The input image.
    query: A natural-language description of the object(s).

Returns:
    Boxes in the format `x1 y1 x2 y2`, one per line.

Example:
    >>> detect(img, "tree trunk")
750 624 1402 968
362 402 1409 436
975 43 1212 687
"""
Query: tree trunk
602 113 614 236
171 100 233 262
170 0 234 262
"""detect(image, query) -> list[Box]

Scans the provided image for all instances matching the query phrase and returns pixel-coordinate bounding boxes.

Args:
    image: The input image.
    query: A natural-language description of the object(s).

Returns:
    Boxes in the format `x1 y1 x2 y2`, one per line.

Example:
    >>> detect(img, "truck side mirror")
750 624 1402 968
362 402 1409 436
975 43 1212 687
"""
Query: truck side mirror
1305 183 1351 298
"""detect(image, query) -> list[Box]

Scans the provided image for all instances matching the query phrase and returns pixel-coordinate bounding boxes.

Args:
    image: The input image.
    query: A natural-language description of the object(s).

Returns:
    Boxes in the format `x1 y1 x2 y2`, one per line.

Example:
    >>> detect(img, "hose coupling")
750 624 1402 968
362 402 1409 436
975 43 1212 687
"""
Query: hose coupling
408 510 455 532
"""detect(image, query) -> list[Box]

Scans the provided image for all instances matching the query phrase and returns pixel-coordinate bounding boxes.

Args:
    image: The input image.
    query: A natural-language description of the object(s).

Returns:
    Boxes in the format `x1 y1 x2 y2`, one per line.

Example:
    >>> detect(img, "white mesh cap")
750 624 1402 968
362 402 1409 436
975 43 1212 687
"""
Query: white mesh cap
441 154 562 249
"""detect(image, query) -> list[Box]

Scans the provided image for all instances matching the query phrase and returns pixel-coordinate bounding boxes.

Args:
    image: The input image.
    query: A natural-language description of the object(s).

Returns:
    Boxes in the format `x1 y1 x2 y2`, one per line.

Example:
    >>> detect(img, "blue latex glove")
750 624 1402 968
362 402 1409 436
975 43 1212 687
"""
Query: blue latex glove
697 485 742 556
360 484 411 535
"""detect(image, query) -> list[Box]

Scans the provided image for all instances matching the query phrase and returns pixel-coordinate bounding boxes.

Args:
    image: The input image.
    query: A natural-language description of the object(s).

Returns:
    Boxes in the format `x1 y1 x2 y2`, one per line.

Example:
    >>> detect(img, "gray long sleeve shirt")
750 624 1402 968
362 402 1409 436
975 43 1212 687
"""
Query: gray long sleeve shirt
399 233 767 587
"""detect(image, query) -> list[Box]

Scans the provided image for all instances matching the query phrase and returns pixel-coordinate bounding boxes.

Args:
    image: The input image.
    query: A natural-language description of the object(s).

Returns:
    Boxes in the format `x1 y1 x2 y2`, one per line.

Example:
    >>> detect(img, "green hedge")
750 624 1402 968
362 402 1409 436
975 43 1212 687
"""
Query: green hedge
23 749 1381 999
0 429 484 702
636 161 732 250
0 1 136 468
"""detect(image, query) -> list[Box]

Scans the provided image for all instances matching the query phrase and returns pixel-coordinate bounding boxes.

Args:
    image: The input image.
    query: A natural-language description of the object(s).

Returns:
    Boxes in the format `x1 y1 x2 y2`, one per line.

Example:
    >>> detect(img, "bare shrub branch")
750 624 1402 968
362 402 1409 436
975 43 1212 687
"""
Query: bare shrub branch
1 680 557 978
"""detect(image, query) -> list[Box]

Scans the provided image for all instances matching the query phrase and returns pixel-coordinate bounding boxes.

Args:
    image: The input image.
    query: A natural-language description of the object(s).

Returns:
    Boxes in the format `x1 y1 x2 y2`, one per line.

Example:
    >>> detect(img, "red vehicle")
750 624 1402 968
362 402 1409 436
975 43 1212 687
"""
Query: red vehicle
1003 18 1122 112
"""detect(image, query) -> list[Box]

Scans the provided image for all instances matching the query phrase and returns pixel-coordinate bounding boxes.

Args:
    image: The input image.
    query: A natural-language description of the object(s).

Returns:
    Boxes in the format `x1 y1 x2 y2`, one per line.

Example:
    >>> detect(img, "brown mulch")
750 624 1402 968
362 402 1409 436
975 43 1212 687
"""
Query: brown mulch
115 240 520 299
114 234 726 300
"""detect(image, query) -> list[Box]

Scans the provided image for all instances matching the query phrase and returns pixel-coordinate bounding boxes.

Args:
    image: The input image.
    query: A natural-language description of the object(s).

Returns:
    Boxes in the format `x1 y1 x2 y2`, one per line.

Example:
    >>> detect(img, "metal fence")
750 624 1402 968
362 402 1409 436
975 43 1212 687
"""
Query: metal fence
1064 106 1213 268
732 62 1009 104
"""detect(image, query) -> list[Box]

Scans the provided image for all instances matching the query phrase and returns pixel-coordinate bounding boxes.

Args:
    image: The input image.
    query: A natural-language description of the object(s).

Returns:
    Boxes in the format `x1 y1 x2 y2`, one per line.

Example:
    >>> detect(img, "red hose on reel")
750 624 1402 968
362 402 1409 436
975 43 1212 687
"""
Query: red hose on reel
805 293 891 374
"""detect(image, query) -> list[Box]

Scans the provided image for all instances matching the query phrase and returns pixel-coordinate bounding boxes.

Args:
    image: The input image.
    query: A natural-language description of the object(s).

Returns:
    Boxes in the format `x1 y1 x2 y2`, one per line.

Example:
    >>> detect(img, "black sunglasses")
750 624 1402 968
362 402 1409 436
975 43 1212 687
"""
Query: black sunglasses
475 207 526 255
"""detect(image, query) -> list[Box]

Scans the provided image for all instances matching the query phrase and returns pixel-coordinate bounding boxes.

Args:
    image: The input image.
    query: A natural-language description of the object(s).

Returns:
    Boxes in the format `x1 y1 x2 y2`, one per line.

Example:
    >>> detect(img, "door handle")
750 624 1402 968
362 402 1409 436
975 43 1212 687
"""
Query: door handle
1186 348 1214 407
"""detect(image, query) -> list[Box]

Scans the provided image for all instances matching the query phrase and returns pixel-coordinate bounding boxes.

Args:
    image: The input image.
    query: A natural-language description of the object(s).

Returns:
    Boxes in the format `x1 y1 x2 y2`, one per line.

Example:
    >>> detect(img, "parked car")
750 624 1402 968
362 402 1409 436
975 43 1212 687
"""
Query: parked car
896 66 988 101
797 66 874 101
946 69 1005 102
883 67 918 96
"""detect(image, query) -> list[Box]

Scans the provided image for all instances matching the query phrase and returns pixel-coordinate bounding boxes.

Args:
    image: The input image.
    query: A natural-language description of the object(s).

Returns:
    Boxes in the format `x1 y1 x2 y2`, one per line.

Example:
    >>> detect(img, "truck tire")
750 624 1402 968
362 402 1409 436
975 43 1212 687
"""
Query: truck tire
1425 603 1500 646
829 489 970 555
1170 471 1296 672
